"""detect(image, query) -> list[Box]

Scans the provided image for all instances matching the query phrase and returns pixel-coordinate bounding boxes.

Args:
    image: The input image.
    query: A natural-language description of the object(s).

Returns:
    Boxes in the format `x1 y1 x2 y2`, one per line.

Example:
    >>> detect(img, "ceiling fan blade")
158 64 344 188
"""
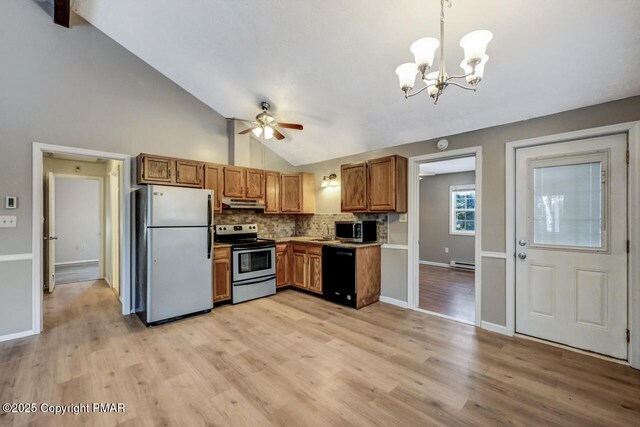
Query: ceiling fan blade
238 126 258 135
276 122 303 130
272 128 285 140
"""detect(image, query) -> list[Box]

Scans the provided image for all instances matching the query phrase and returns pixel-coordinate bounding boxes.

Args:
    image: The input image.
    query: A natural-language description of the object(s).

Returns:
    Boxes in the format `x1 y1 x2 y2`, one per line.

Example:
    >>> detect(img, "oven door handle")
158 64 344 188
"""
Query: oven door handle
233 275 276 287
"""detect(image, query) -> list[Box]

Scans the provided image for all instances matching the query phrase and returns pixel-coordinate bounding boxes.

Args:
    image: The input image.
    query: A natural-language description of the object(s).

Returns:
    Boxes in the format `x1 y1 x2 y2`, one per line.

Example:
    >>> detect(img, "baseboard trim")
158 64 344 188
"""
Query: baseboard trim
419 260 450 268
55 259 99 266
379 296 408 308
0 253 33 262
0 329 36 343
481 251 508 259
481 321 512 336
381 244 409 250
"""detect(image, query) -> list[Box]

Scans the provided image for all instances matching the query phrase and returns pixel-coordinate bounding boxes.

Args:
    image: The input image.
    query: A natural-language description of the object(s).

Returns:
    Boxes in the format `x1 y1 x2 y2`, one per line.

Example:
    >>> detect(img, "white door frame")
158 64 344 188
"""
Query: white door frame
408 146 483 327
32 142 132 335
50 174 105 280
505 121 640 369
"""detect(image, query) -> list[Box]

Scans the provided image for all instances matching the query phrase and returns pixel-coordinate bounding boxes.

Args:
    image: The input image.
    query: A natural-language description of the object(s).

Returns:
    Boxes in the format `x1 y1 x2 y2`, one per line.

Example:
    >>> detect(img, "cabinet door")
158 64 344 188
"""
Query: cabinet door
224 166 245 198
368 156 396 211
140 155 173 183
281 173 302 213
204 164 224 213
276 248 288 288
341 162 367 212
246 169 265 199
307 253 323 294
292 251 306 288
176 160 202 187
264 171 281 214
213 257 231 303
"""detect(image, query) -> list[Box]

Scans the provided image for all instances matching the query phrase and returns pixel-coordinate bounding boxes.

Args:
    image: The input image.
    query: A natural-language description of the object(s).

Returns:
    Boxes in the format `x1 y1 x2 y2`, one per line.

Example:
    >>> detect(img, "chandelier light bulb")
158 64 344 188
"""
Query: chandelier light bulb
426 71 441 97
395 63 419 91
410 37 440 72
459 30 493 64
460 54 489 84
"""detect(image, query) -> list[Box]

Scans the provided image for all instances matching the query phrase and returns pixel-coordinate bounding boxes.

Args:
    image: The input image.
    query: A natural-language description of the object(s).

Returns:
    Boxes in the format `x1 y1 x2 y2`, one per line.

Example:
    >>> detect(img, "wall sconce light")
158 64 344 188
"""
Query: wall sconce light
321 173 338 188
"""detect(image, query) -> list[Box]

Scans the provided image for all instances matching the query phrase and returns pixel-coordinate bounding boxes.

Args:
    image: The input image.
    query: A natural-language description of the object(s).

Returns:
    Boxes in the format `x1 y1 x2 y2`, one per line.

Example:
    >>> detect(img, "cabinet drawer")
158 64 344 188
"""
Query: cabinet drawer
292 243 307 253
276 243 288 253
307 245 323 256
214 247 231 260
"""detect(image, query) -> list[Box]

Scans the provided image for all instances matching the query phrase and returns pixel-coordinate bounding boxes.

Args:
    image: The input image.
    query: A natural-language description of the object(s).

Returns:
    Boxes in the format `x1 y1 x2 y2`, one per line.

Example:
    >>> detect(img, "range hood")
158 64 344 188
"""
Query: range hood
222 198 265 210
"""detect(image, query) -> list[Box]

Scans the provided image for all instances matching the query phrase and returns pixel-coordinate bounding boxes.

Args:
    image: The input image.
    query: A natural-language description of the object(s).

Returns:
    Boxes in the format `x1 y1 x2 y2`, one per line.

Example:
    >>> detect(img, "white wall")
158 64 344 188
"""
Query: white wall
54 178 101 264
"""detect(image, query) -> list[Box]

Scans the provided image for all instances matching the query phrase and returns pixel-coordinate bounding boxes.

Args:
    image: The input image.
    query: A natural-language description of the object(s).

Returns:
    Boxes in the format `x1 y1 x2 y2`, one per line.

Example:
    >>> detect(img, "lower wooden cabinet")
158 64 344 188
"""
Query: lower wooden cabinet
276 243 289 288
213 246 231 303
289 243 323 294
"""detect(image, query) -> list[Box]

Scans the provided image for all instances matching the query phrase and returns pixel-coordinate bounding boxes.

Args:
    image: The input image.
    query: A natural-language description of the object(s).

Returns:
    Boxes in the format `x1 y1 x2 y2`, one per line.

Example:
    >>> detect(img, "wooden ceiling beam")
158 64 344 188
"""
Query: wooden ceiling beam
54 0 70 28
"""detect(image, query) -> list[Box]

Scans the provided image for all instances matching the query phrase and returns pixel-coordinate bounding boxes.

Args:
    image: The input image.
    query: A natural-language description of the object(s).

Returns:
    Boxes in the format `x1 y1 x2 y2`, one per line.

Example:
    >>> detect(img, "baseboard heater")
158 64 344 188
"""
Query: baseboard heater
449 261 475 271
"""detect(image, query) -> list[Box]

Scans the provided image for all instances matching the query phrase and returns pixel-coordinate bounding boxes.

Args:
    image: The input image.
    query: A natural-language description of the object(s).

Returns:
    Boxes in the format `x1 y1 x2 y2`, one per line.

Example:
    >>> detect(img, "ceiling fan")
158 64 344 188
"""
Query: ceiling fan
237 102 303 141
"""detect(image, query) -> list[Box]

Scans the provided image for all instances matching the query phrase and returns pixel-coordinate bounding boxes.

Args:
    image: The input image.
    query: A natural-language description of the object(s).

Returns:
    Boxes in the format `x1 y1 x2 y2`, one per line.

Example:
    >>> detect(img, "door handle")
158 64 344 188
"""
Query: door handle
518 239 527 246
518 252 527 260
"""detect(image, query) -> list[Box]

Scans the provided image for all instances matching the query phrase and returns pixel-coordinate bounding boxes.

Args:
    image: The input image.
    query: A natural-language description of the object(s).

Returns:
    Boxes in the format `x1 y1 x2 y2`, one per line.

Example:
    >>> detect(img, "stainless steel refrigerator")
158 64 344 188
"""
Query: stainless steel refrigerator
135 185 213 326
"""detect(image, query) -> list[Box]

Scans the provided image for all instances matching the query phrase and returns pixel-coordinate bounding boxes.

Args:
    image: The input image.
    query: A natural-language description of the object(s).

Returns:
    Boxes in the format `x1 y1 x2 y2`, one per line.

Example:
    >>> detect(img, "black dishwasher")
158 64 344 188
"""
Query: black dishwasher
322 246 357 308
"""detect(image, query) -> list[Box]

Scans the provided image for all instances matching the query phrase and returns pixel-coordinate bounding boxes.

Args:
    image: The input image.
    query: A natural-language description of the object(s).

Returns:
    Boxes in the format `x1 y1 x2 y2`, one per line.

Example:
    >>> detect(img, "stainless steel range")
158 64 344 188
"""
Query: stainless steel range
214 223 276 304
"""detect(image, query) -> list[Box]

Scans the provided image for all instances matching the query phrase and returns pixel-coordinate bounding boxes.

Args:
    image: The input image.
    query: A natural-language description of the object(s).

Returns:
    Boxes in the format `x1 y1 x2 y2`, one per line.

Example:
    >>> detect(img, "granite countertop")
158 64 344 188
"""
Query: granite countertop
271 236 382 248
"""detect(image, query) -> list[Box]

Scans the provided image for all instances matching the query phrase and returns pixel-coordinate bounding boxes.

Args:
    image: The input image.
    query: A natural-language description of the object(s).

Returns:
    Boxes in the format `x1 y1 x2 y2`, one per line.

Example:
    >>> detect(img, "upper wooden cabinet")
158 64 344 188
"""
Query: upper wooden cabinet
138 154 202 188
176 160 202 186
223 166 245 198
281 173 315 214
368 155 407 212
264 171 281 214
340 155 407 213
203 163 224 213
245 168 265 199
340 162 368 212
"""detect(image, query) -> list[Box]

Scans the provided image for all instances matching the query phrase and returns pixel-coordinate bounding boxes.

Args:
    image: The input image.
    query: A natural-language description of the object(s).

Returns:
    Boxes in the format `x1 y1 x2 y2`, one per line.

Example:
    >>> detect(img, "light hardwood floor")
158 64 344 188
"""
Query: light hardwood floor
1 280 639 426
419 264 475 322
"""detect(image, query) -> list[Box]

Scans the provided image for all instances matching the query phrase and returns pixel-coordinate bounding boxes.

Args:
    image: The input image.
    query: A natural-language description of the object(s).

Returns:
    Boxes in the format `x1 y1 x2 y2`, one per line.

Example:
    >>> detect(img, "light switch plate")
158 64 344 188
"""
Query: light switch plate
0 216 17 227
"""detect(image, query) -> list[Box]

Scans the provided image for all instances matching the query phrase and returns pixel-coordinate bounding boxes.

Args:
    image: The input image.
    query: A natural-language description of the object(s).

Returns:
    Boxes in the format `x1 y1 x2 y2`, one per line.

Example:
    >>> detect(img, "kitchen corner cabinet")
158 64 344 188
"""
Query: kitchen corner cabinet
213 247 231 303
340 162 368 212
291 243 322 294
276 243 289 287
281 173 315 214
264 171 281 214
137 154 203 188
204 163 224 213
340 155 407 213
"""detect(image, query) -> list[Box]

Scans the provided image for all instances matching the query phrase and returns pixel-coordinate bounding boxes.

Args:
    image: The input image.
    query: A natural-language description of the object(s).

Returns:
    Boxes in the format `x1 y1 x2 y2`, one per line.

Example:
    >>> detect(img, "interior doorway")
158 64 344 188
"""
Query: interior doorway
42 154 123 317
32 143 132 335
407 146 482 327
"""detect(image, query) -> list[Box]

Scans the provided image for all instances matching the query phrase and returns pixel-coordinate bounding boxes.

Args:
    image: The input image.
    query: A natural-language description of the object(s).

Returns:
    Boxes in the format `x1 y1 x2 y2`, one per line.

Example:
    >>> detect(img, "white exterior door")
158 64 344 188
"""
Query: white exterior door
45 172 57 293
515 134 628 359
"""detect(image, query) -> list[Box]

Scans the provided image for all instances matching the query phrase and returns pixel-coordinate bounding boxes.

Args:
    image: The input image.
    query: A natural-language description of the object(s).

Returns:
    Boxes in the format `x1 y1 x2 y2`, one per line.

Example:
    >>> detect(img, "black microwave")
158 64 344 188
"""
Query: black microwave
334 220 378 243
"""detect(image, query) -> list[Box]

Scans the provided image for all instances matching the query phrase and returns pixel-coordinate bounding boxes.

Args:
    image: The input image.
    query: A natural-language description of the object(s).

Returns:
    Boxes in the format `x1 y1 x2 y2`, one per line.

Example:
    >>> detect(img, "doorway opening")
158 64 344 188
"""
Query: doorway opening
407 146 482 327
42 154 123 327
418 157 476 323
32 143 132 335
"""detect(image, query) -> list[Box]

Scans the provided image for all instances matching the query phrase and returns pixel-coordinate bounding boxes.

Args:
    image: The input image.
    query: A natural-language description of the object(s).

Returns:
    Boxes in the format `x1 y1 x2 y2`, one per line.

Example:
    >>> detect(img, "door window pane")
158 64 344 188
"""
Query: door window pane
532 161 602 248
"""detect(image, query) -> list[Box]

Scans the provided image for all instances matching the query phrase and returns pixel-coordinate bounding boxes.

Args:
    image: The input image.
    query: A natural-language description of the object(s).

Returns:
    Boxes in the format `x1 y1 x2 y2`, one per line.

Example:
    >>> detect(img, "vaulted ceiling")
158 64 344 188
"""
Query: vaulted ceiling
73 0 640 166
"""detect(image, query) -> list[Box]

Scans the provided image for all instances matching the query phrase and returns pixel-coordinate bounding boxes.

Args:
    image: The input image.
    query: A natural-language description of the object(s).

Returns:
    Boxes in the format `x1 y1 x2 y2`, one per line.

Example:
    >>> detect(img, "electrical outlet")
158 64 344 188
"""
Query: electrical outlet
0 216 17 227
399 214 408 223
444 247 449 253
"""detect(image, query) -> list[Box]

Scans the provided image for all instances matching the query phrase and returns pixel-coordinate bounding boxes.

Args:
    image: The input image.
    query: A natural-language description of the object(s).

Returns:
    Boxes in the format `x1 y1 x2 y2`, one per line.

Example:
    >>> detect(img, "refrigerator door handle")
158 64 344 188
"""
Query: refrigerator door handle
207 226 212 259
207 194 213 226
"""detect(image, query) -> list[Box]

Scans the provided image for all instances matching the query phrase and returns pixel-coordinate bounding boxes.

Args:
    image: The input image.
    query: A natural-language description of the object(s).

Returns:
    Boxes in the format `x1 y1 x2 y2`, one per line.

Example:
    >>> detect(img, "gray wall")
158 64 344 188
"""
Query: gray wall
54 178 101 264
299 95 640 326
0 0 229 336
419 171 475 265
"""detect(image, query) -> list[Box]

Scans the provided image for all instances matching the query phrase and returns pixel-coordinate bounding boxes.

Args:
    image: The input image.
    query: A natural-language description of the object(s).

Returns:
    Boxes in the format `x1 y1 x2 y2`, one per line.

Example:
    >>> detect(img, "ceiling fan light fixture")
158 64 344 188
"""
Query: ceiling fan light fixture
263 126 274 140
251 127 263 137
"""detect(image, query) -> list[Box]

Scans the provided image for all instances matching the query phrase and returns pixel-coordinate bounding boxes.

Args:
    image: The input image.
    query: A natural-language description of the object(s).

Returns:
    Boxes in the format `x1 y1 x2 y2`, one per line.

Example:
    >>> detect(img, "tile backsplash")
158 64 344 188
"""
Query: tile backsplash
215 210 388 243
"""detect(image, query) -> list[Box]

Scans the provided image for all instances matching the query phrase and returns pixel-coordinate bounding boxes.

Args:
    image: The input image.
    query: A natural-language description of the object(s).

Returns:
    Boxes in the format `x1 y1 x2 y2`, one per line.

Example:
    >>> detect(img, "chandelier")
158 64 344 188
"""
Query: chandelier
395 0 492 104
